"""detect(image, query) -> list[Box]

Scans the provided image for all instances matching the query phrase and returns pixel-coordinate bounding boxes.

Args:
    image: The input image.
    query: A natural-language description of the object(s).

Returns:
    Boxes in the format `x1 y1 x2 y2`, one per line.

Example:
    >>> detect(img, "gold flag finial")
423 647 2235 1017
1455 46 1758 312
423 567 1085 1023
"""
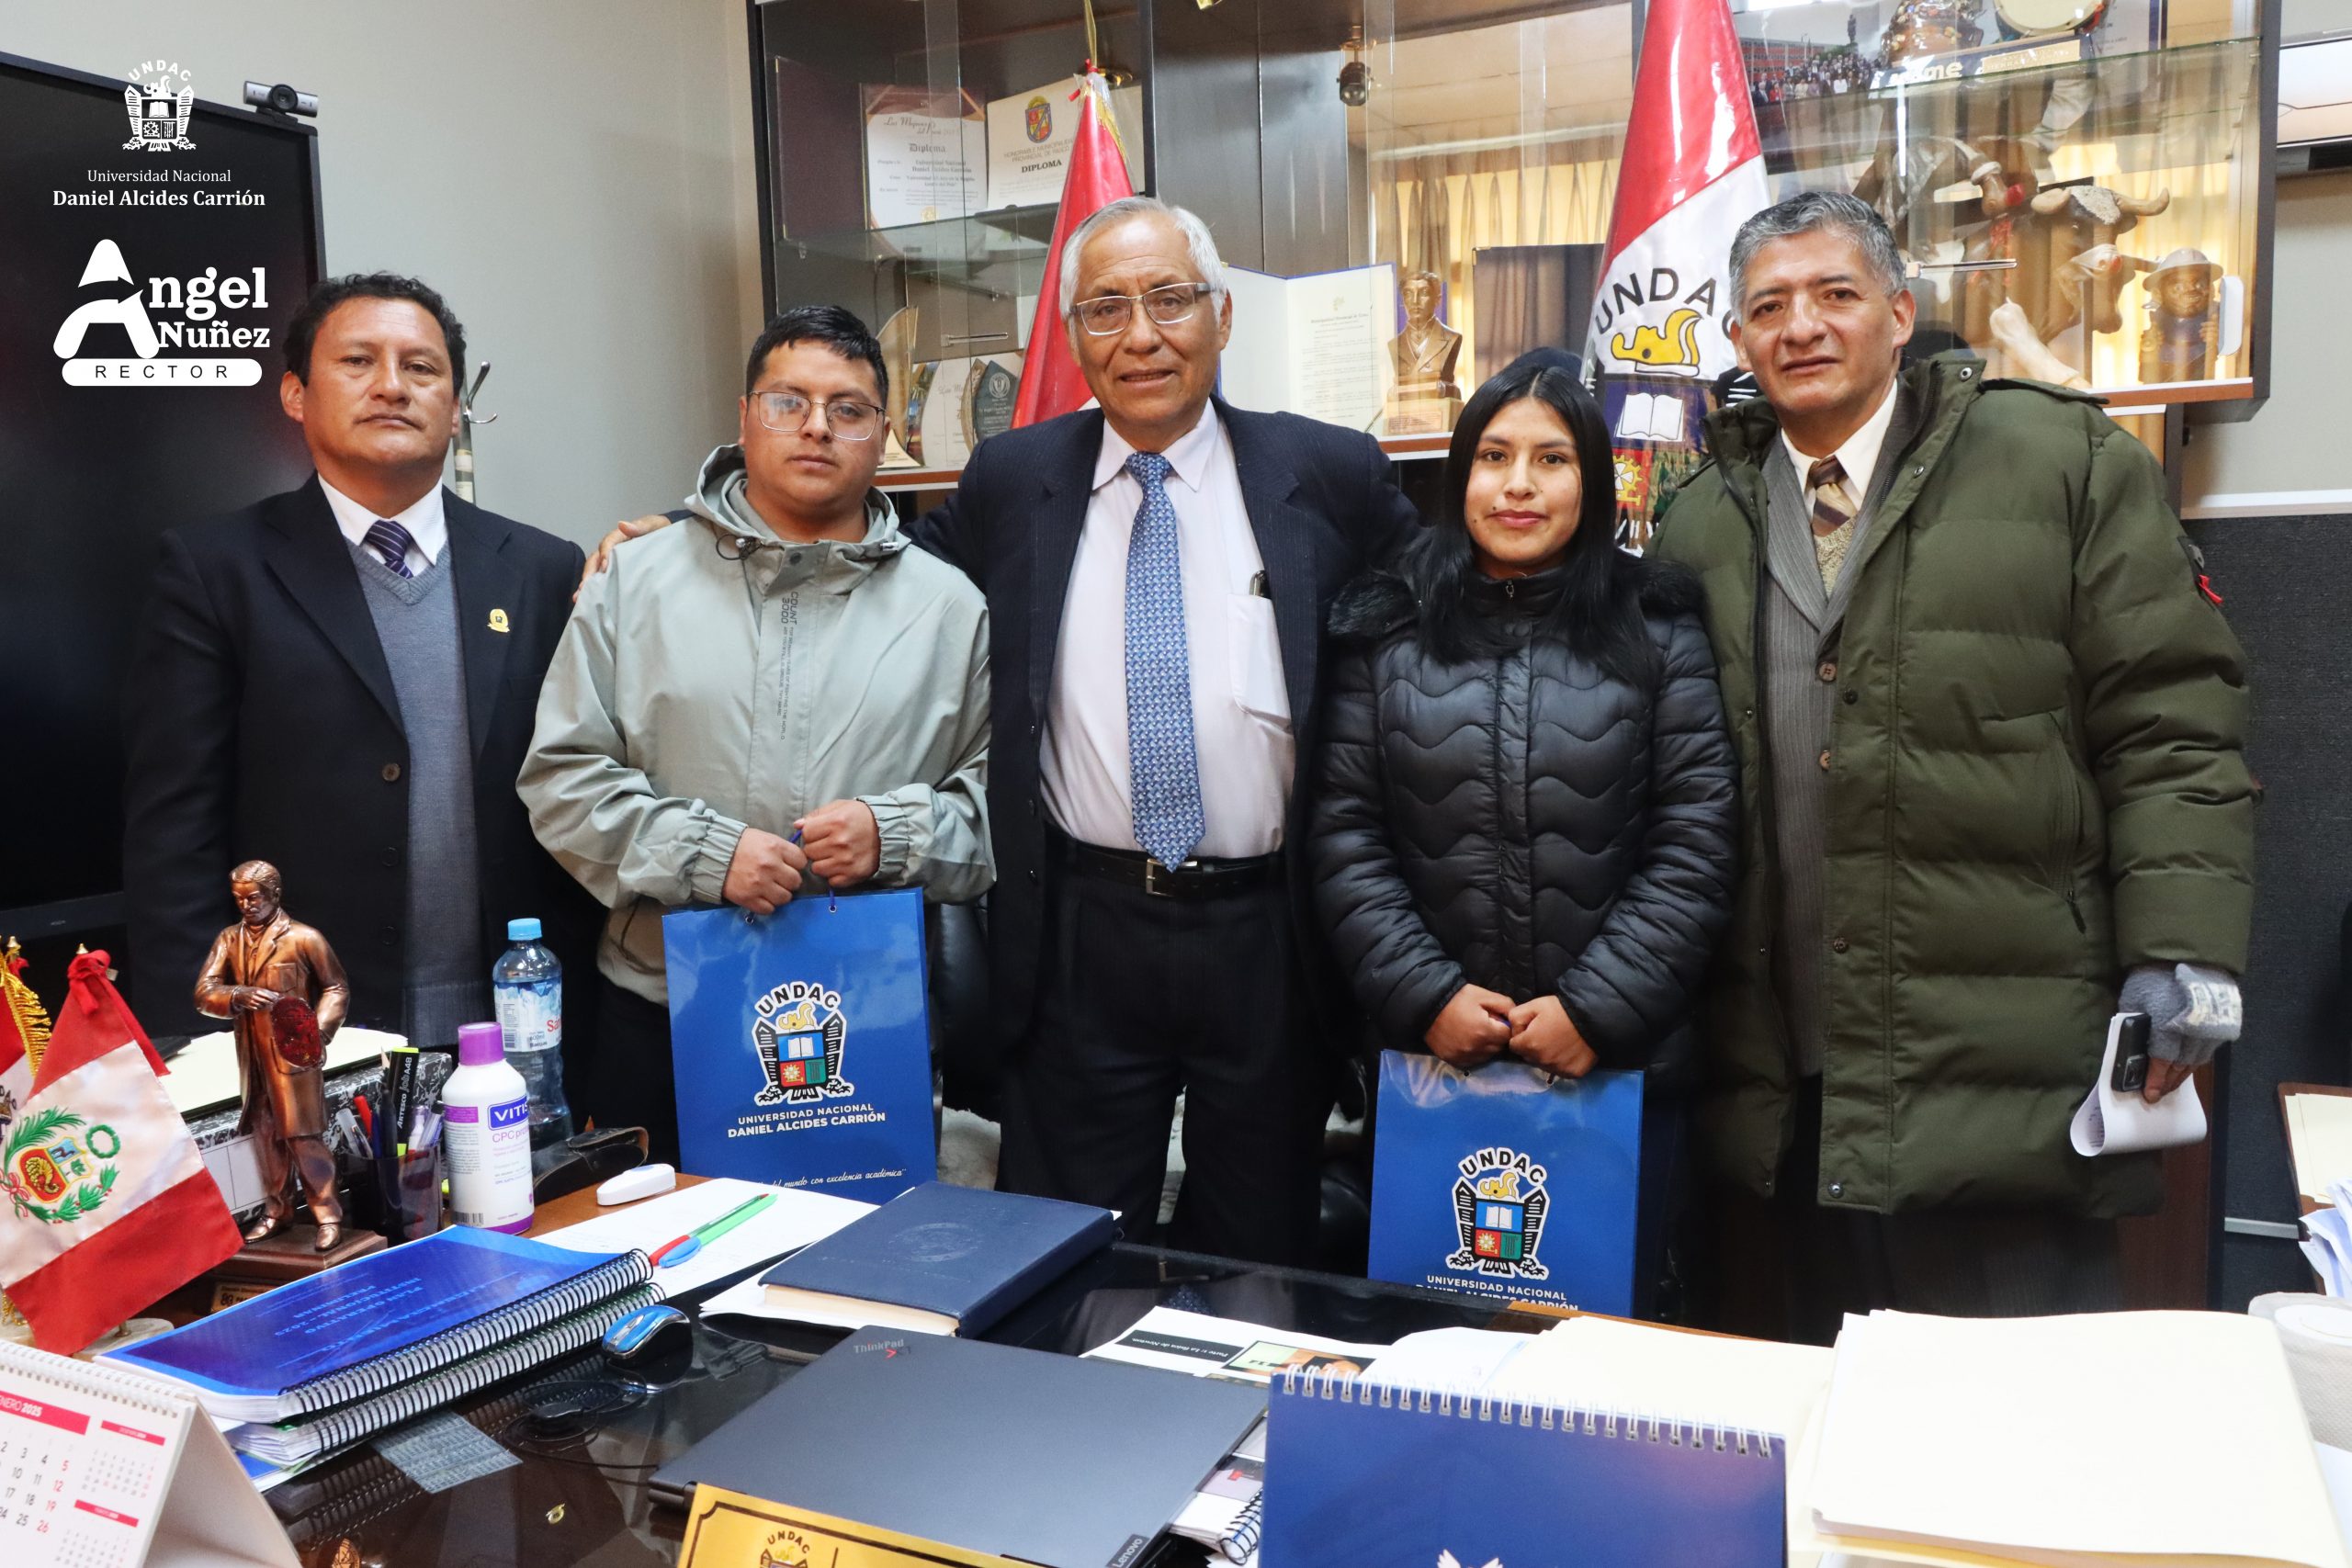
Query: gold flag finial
3 936 52 1074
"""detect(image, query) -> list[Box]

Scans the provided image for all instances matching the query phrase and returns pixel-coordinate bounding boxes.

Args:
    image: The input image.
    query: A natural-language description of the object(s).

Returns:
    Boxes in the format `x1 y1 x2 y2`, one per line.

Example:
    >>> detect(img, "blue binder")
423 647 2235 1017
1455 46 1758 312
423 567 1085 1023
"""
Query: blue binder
664 891 935 1203
1262 1367 1784 1568
1368 1052 1643 1315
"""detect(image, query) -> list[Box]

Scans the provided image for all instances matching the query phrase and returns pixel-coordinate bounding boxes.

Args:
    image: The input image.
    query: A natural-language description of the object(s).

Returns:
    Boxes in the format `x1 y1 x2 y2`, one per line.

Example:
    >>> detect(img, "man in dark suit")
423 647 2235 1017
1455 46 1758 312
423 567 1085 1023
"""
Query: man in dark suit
124 274 592 1054
918 197 1420 1263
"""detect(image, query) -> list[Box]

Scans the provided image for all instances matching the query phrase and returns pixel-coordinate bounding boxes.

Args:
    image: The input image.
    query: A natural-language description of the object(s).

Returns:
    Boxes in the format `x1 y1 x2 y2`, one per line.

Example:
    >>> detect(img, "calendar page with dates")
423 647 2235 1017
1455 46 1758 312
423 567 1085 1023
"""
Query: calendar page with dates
0 1362 186 1568
0 1341 294 1568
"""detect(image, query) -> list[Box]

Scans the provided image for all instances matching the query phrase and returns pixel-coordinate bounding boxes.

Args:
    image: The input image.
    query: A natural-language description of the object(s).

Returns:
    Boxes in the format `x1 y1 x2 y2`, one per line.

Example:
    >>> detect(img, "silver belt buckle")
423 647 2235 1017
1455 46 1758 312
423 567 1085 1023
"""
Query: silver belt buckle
1142 857 1192 897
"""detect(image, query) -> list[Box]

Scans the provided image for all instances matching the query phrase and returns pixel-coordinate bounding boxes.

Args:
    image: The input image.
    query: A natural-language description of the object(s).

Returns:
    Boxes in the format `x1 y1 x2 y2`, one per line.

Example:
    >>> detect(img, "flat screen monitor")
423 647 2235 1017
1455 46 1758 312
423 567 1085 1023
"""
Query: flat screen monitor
0 53 322 926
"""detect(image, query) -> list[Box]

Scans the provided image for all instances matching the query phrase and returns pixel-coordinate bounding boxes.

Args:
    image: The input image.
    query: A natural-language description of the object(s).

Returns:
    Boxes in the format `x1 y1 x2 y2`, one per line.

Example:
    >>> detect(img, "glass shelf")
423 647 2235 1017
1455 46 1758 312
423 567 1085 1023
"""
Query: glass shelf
777 202 1061 266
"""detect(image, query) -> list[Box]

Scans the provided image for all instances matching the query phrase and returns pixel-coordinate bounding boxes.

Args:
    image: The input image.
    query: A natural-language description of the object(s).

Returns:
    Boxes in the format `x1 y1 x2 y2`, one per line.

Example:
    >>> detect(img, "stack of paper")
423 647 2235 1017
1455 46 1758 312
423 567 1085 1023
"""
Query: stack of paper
1489 1314 1833 1438
541 1178 871 1297
2302 1181 2352 1295
1802 1310 2350 1568
2288 1095 2352 1204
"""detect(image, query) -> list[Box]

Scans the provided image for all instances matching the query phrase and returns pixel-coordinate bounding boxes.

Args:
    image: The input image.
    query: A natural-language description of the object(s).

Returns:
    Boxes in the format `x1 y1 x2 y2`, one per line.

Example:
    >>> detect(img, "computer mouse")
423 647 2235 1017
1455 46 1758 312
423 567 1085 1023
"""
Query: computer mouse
600 1302 693 1379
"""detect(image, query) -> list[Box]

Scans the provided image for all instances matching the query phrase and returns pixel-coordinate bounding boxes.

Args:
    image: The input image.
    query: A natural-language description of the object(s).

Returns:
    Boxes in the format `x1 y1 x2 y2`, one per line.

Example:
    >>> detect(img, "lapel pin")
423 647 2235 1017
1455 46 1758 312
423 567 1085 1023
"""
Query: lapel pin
488 607 511 634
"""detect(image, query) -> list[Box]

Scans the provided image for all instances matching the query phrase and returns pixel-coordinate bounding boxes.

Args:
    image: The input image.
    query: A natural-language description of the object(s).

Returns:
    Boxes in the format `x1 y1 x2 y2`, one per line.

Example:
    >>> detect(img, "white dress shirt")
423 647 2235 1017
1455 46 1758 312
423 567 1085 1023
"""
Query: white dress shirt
320 475 447 574
1780 379 1898 503
1041 405 1293 859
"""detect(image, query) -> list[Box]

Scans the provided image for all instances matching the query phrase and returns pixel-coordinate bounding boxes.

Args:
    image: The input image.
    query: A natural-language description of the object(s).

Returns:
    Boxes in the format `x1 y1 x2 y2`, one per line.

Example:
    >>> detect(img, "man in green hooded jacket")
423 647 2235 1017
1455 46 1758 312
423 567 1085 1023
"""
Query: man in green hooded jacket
1651 192 2253 1342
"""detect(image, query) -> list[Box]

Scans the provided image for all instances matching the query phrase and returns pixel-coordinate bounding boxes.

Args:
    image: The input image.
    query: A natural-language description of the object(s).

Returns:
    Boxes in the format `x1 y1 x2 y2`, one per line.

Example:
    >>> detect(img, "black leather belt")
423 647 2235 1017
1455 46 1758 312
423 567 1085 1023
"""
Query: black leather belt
1049 829 1281 900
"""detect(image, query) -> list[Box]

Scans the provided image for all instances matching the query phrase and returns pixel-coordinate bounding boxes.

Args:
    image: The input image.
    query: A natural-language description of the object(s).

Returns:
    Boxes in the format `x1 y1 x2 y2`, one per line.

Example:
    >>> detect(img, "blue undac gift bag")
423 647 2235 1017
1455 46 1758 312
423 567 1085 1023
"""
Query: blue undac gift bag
663 889 935 1204
1367 1051 1643 1315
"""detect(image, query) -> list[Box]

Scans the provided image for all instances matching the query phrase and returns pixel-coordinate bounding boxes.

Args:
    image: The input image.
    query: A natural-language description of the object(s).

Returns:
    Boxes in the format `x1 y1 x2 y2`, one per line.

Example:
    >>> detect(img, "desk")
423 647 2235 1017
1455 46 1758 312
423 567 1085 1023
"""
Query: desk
261 1192 1555 1566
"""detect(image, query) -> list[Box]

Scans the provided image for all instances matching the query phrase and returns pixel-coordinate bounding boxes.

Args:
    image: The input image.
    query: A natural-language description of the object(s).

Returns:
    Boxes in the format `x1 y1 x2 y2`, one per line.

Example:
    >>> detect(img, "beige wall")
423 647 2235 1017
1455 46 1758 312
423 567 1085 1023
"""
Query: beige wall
2181 169 2352 515
13 6 2336 525
9 1 765 547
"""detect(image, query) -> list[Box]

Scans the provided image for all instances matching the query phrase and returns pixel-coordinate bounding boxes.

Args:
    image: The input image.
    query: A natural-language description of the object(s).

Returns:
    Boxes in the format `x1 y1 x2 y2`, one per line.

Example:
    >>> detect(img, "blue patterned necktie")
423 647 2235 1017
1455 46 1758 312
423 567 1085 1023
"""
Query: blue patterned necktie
364 518 415 579
1123 451 1204 869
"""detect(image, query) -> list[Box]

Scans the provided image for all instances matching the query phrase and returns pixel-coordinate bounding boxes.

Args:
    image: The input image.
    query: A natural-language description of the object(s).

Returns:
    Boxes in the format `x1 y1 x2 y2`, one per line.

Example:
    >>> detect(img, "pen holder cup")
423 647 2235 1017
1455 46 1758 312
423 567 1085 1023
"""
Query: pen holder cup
378 1143 445 1244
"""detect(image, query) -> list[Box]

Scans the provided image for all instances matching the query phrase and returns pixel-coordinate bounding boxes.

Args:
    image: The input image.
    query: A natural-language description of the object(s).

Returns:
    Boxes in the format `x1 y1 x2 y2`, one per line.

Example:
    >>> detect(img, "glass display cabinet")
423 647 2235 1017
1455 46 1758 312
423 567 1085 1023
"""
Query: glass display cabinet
751 0 2277 486
751 0 1149 485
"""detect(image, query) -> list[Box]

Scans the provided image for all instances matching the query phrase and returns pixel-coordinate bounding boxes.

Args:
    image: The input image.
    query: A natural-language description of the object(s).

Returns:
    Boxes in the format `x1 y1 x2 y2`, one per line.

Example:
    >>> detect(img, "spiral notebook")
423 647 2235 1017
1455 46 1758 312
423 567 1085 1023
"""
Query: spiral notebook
0 1339 298 1568
103 1226 655 1422
1261 1361 1786 1568
226 1285 659 1467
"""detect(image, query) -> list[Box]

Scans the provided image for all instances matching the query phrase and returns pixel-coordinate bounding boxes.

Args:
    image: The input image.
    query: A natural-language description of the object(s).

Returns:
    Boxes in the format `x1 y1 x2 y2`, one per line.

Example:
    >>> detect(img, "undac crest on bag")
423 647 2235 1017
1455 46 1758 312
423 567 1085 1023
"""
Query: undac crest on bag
752 981 851 1105
1452 1146 1549 1280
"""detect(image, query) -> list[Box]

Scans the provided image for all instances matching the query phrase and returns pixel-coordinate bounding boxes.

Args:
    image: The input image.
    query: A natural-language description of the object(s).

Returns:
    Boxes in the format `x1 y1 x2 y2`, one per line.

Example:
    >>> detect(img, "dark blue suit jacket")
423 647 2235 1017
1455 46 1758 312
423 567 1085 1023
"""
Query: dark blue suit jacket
913 399 1422 1054
121 477 596 1036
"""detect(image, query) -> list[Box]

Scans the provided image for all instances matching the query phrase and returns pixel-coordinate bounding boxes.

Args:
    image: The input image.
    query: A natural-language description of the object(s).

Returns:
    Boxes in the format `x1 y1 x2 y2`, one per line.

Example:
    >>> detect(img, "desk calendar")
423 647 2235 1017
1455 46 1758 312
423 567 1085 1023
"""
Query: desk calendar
0 1341 293 1568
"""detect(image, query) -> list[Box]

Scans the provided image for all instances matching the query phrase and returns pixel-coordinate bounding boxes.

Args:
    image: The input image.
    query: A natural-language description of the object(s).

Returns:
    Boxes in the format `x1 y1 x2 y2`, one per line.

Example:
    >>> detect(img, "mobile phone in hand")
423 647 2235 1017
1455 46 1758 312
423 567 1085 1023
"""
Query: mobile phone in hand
2110 1011 2153 1094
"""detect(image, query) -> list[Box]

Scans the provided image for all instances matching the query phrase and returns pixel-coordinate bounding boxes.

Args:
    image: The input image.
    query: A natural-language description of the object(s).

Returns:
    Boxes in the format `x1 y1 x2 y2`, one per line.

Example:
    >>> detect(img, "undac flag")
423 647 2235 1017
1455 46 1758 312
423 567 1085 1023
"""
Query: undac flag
1582 0 1770 547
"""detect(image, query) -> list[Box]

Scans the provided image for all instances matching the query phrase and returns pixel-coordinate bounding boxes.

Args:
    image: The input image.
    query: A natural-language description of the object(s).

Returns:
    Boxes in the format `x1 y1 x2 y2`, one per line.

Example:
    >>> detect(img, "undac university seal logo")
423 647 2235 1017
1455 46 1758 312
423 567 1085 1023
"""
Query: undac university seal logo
123 59 195 151
750 981 854 1107
1447 1145 1550 1281
0 1105 121 1227
757 1526 814 1568
1024 95 1053 143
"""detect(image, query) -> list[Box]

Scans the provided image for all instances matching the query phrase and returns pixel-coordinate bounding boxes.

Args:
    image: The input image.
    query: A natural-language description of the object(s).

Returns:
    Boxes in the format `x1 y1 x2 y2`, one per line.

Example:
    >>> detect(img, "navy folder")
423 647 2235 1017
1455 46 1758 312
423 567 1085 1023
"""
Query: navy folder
756 1179 1114 1337
650 1327 1264 1568
1262 1366 1786 1568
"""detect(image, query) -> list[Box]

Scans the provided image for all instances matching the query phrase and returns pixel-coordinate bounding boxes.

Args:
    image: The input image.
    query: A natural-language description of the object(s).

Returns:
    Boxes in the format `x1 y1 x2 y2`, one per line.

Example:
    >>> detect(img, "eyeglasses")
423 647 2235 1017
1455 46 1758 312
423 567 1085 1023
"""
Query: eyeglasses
1070 283 1216 337
753 390 883 441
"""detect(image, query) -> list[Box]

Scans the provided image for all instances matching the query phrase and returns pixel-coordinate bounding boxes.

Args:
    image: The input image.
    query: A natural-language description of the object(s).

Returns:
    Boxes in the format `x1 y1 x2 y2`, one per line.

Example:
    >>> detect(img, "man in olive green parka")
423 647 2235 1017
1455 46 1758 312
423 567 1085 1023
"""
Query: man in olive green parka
1651 193 2253 1343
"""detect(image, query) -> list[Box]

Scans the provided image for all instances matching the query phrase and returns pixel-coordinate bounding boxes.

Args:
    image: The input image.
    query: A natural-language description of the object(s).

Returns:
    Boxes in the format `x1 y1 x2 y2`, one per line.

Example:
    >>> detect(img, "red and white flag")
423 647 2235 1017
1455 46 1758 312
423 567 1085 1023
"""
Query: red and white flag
1583 0 1769 384
0 951 241 1353
1012 72 1136 429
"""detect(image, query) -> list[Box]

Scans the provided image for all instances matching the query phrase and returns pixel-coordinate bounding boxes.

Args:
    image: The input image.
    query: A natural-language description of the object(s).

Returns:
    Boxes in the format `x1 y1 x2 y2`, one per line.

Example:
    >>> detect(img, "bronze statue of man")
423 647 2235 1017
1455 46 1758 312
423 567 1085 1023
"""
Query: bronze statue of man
196 860 349 1250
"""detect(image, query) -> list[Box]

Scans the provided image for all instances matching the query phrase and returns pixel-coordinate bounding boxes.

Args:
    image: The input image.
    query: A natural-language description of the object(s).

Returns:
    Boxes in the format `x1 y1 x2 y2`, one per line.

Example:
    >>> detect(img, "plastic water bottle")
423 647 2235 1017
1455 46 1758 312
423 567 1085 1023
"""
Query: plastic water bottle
491 917 573 1173
443 1021 535 1232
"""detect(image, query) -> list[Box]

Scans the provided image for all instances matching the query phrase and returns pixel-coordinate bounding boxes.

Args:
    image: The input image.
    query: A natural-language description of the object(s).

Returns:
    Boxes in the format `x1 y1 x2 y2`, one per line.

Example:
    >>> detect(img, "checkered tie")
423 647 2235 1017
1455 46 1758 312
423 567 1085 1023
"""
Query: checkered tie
363 519 415 580
1806 456 1858 593
1123 451 1204 871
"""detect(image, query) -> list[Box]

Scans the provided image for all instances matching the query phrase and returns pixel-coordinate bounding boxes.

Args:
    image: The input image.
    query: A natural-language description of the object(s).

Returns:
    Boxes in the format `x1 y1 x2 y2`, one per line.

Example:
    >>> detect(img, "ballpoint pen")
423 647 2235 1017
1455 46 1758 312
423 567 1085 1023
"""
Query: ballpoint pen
650 1190 780 1269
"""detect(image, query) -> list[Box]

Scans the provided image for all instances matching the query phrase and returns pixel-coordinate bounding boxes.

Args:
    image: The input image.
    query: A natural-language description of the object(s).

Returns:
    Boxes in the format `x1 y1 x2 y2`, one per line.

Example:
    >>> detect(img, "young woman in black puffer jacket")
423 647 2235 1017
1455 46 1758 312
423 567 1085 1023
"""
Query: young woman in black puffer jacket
1309 350 1737 1313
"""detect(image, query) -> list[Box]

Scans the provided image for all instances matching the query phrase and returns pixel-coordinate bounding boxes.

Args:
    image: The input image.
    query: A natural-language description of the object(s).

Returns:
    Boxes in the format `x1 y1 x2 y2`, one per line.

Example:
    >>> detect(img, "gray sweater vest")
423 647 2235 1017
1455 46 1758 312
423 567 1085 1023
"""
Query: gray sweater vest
350 544 488 1045
1759 388 1921 1077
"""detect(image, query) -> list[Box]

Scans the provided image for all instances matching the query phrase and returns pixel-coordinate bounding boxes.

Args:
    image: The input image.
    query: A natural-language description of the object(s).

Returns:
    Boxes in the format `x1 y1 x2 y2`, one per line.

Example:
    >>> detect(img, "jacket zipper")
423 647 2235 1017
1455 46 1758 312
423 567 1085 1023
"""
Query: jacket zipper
2054 722 2086 933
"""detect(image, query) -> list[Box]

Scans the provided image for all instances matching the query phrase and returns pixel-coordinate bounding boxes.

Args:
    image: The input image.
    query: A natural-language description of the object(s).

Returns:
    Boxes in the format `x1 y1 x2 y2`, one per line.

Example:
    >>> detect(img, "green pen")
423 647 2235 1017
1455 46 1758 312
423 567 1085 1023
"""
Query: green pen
650 1190 779 1269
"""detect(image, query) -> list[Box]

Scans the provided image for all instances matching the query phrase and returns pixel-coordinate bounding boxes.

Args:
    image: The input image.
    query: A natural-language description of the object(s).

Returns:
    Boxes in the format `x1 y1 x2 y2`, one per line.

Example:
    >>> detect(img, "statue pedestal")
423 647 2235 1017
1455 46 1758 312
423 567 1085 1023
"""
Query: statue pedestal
1384 391 1463 436
204 1223 386 1313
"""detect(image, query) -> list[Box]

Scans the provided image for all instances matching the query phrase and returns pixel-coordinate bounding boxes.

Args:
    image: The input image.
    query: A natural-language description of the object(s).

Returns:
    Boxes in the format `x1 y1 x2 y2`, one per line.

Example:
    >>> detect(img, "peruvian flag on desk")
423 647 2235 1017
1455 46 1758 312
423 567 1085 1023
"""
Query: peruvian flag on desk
1584 0 1770 544
0 952 240 1353
1012 70 1136 429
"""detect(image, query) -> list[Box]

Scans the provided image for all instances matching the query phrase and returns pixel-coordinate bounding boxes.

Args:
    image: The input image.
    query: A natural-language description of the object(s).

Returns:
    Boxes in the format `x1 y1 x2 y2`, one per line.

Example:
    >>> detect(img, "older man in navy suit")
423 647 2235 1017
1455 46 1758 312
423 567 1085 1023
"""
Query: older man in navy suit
918 198 1419 1262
